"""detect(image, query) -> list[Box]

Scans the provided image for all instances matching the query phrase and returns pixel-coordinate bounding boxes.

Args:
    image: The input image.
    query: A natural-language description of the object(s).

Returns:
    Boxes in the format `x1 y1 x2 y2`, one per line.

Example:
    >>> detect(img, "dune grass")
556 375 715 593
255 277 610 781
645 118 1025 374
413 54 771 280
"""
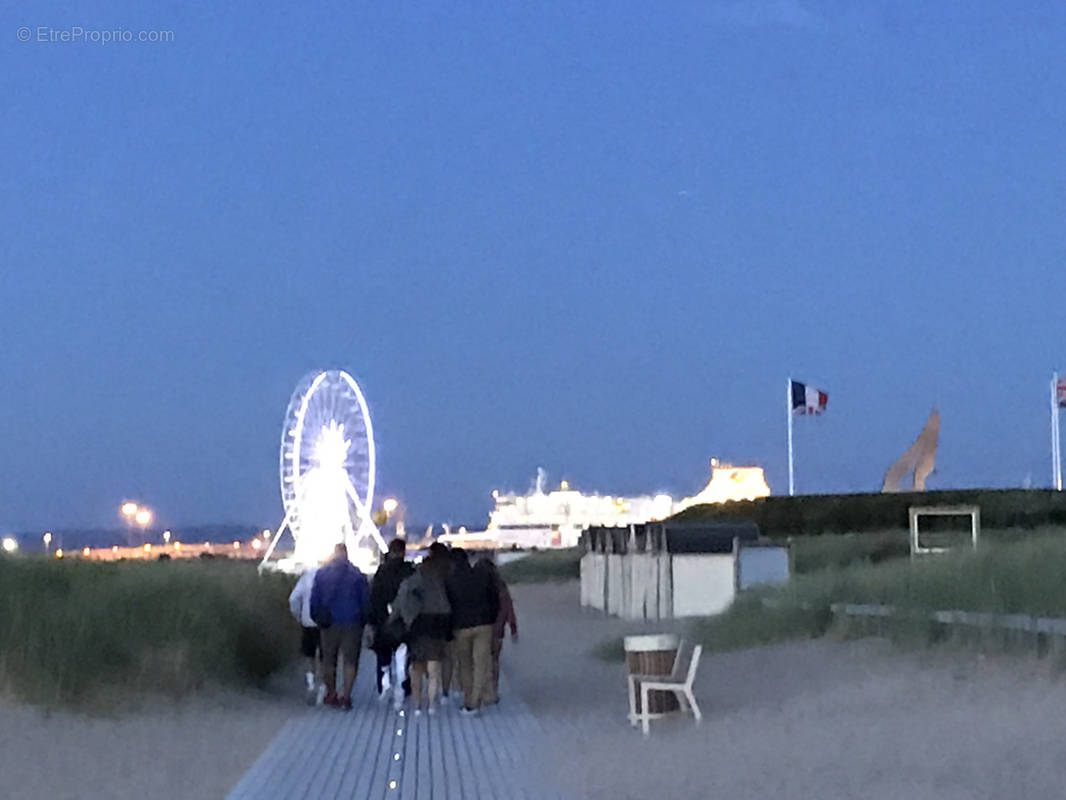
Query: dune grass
691 533 1066 654
787 530 910 573
0 556 298 707
499 548 582 584
784 525 1060 574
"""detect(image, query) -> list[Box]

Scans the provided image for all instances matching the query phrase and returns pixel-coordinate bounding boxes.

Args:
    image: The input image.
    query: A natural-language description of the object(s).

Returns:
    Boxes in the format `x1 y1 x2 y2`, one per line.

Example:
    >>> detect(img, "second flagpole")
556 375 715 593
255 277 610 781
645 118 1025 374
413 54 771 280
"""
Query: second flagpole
787 377 795 496
1053 373 1062 490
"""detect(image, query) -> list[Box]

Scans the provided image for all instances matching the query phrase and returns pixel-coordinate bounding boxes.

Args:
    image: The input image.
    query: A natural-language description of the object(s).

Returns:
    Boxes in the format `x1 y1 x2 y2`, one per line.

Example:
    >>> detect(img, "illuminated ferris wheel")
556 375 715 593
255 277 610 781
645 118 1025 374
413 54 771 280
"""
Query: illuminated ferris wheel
260 369 385 573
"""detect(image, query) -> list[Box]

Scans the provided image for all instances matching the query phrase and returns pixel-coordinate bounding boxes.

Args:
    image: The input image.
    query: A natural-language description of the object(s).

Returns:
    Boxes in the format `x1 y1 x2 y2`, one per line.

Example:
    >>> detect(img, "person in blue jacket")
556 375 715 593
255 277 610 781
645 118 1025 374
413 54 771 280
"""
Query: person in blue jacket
310 543 370 710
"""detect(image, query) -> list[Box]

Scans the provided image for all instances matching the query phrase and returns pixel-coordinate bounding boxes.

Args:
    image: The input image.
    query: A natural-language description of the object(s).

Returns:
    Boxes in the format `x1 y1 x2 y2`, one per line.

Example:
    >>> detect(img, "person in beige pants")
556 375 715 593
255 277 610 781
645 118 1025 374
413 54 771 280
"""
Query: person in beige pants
482 560 518 704
445 549 499 715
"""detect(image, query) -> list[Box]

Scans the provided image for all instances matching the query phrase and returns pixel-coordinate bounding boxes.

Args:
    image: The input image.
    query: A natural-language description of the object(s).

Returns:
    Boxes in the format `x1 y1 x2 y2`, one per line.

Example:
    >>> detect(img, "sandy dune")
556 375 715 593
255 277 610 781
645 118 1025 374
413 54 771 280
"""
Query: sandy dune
507 582 1066 800
0 687 293 800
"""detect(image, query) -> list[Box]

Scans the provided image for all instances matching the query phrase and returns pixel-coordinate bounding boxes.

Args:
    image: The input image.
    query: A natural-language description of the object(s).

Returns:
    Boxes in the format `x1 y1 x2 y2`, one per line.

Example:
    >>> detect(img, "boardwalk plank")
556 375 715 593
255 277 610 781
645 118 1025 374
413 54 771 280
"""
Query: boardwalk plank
399 707 422 800
323 671 387 797
227 714 303 799
350 681 395 799
227 651 572 800
436 702 464 800
428 705 448 800
329 696 379 797
258 710 332 799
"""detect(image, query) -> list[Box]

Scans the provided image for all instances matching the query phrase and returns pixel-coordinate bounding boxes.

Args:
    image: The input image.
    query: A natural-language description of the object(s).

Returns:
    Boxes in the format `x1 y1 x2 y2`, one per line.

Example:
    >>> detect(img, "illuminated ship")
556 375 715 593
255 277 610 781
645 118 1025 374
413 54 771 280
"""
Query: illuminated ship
440 461 771 550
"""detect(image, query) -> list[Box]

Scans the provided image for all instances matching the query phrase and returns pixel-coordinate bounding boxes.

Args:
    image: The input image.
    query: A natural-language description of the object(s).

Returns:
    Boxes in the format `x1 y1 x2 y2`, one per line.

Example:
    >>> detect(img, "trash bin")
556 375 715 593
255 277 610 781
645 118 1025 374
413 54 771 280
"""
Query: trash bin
624 633 680 715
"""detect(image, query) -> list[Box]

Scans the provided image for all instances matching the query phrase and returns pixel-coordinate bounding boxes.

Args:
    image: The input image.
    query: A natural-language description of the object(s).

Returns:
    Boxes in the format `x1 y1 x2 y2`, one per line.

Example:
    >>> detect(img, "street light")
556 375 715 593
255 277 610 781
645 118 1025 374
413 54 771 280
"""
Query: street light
163 530 171 545
383 498 399 515
131 508 152 549
42 531 52 554
1 537 17 553
120 502 139 546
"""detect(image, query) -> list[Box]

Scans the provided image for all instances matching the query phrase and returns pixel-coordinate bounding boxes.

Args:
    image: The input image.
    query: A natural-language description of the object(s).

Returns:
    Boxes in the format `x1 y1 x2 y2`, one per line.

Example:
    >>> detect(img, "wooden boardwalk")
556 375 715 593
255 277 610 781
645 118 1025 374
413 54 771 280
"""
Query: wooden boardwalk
227 663 570 800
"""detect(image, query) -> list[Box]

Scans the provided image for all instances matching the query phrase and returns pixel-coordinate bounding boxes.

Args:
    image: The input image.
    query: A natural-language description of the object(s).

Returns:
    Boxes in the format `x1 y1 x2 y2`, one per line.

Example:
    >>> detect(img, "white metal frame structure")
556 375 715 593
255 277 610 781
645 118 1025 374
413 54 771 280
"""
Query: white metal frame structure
909 505 980 556
628 644 703 736
260 369 386 574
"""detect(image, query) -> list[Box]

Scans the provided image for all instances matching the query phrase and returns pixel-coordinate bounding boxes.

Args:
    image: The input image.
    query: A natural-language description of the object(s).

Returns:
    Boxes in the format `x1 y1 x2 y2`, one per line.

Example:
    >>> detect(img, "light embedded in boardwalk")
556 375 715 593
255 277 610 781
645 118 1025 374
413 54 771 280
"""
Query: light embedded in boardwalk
226 664 570 799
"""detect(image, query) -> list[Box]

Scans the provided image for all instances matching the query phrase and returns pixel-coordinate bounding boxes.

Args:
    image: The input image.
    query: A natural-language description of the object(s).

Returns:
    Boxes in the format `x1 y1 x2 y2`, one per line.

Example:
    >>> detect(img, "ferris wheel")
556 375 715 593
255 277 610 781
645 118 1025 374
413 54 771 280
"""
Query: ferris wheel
260 369 386 573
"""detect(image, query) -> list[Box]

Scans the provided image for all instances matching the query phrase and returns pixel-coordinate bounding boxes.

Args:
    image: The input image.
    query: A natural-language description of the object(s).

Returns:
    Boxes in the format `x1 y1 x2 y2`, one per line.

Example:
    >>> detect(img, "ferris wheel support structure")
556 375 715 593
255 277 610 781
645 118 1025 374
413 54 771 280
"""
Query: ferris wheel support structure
258 369 383 575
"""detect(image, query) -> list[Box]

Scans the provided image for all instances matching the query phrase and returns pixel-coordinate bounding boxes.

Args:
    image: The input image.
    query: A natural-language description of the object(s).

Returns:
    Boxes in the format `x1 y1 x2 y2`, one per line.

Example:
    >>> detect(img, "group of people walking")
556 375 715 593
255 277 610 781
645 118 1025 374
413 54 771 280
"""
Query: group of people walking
288 539 518 717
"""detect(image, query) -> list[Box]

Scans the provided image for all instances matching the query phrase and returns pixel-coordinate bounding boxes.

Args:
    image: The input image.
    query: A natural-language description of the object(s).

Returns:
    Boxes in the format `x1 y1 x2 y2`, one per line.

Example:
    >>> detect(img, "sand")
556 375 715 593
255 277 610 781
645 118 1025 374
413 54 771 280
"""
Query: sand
6 581 1066 799
505 581 1066 800
0 685 293 800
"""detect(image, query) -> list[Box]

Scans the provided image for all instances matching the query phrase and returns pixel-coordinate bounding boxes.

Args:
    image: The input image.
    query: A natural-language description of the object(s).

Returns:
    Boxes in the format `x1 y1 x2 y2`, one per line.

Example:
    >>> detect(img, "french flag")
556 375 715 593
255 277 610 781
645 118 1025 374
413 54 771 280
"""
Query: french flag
791 380 828 416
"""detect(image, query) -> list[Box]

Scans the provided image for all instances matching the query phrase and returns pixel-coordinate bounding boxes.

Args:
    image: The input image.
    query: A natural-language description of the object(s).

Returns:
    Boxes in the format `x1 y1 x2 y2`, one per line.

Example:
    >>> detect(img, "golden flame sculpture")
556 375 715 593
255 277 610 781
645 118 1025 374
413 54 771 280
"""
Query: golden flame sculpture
882 408 939 492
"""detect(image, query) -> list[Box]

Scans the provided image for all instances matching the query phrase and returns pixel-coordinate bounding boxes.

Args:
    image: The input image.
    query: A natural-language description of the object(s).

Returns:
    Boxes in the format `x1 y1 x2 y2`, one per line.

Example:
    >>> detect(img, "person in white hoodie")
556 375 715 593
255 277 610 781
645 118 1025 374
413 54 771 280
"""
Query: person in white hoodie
288 566 321 705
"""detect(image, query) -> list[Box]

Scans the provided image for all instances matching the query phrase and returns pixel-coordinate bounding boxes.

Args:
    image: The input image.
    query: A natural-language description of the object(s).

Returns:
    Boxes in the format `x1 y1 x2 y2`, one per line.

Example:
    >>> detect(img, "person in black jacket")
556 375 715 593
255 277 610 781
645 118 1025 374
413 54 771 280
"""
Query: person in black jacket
445 548 499 715
368 538 414 698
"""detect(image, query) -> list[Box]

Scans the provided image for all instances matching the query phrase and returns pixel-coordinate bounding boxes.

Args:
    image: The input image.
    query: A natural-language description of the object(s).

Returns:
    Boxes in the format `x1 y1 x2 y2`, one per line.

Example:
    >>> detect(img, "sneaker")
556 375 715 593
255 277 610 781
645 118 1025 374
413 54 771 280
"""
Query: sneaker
414 708 423 717
340 696 353 712
427 706 437 716
323 691 340 708
459 706 480 717
316 684 327 706
439 693 450 706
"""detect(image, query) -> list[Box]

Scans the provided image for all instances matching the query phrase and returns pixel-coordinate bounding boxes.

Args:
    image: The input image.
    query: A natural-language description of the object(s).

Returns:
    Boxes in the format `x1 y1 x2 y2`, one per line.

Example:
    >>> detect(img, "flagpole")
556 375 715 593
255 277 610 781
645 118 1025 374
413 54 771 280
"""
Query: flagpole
1053 373 1061 490
787 377 795 496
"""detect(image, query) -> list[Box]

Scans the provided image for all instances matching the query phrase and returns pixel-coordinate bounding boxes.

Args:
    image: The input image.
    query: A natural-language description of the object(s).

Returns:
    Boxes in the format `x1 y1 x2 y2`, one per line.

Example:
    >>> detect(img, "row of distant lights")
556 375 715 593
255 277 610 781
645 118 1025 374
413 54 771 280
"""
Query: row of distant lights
0 529 274 558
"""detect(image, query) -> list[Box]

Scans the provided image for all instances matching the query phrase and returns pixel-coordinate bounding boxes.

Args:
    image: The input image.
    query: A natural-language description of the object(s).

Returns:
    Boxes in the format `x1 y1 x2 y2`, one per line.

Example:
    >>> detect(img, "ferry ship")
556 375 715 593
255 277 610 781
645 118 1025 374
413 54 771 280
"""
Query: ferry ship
440 461 770 550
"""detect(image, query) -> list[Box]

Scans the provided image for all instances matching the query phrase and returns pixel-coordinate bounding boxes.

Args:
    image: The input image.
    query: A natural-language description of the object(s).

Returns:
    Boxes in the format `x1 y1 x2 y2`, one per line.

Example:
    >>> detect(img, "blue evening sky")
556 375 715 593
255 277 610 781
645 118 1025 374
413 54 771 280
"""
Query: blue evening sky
3 1 1066 531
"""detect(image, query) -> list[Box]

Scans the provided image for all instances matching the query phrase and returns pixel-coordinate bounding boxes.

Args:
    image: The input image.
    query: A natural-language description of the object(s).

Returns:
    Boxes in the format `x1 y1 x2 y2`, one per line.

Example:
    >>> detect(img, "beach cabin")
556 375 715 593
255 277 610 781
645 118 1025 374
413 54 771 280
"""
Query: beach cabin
580 521 790 620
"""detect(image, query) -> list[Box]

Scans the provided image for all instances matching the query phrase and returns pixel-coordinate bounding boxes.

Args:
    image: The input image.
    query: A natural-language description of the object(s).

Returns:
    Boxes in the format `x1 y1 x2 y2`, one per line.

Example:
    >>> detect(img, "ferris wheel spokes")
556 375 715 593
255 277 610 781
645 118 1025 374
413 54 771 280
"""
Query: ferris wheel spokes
345 480 388 553
261 369 381 574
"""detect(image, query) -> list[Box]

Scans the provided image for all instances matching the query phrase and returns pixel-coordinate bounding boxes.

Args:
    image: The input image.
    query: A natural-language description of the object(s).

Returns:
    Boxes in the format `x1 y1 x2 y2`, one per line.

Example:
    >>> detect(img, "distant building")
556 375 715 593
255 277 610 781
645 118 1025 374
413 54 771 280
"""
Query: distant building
672 459 772 512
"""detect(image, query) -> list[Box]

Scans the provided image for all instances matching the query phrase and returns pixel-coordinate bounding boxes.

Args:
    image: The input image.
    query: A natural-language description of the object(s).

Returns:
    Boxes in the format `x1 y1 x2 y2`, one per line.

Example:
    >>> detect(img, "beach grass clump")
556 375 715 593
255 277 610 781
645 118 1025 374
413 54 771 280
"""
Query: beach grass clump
688 592 833 653
0 556 298 707
787 530 911 573
784 526 1062 574
499 547 581 584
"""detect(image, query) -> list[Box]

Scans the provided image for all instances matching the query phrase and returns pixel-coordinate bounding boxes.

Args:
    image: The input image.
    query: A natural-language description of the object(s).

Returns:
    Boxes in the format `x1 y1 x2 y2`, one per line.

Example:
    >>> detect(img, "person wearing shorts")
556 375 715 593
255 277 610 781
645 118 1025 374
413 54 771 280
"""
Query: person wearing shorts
288 566 322 704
